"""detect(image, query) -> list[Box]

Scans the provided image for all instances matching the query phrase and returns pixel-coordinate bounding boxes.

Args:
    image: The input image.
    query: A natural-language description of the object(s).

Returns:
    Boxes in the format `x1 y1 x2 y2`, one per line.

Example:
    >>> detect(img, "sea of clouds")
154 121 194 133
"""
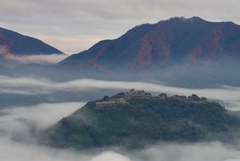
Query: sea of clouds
1 76 240 160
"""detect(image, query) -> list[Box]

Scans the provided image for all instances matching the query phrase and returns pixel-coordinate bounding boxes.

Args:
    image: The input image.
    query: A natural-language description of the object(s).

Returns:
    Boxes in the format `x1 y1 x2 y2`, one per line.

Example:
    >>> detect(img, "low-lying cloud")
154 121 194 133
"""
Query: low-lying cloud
0 76 240 160
0 102 84 128
4 53 67 65
2 139 240 161
1 101 240 161
1 76 240 110
0 101 132 161
130 142 240 161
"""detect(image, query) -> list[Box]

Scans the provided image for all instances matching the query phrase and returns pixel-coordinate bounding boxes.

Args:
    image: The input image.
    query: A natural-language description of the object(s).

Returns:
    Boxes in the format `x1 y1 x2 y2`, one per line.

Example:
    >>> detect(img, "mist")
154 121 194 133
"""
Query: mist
6 54 67 64
1 103 240 161
1 75 240 110
1 75 240 160
0 53 68 67
0 101 131 161
130 142 240 161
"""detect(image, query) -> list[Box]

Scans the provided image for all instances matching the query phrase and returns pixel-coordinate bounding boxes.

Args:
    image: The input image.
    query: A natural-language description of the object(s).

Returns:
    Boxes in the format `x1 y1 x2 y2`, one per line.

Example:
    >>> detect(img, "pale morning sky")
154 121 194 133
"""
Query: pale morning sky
1 0 239 55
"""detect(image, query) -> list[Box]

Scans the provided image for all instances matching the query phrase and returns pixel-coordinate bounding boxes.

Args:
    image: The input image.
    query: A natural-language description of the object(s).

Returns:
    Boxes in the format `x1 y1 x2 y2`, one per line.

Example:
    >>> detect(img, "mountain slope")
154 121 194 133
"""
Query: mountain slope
0 27 63 55
43 90 240 150
61 17 240 72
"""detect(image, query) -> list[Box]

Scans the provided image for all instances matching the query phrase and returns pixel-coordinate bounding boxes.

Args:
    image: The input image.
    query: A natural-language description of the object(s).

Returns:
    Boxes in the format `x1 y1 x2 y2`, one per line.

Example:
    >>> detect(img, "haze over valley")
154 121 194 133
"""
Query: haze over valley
1 1 240 160
1 76 240 161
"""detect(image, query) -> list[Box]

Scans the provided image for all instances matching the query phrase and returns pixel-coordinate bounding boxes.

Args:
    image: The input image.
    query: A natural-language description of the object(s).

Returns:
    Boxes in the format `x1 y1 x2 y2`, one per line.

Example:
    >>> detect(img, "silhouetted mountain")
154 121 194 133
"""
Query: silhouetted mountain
42 90 240 150
61 17 240 72
0 27 63 55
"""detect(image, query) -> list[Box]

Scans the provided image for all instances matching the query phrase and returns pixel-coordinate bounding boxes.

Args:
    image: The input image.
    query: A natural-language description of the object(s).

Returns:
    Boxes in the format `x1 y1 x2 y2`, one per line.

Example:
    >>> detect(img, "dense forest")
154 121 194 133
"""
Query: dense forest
43 90 240 150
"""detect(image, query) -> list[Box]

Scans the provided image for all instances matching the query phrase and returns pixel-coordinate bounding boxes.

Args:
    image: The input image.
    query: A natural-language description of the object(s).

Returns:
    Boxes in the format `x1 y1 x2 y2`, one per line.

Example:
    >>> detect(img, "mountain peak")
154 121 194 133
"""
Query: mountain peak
0 27 65 66
169 16 202 21
0 27 64 56
62 17 240 72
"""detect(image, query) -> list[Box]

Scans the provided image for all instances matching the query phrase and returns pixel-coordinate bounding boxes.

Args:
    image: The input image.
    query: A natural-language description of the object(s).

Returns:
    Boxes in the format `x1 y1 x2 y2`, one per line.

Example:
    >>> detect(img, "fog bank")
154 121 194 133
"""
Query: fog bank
1 76 240 110
0 76 240 160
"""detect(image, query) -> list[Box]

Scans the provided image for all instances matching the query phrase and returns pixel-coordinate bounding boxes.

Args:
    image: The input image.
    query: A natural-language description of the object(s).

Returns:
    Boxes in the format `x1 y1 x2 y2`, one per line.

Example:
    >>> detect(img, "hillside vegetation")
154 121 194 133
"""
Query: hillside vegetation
43 90 240 150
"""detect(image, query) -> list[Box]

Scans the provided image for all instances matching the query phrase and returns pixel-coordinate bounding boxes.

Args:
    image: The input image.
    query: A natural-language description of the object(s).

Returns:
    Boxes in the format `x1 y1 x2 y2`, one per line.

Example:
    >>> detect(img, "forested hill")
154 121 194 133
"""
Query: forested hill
43 90 240 150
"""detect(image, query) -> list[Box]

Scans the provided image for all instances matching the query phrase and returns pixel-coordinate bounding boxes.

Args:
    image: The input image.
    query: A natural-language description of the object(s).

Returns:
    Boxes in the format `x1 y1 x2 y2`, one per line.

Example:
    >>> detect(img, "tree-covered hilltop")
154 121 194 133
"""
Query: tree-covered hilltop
43 90 240 150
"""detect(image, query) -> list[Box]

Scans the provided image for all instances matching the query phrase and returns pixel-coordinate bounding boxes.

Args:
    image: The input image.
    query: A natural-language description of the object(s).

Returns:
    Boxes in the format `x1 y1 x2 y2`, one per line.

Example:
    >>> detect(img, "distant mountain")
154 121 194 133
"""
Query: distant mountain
61 17 240 72
0 27 63 56
42 90 240 150
3 17 240 87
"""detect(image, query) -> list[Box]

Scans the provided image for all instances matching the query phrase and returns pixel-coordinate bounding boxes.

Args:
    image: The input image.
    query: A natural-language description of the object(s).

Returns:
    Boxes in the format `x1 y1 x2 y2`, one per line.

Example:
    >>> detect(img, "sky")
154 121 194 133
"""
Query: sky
0 0 240 55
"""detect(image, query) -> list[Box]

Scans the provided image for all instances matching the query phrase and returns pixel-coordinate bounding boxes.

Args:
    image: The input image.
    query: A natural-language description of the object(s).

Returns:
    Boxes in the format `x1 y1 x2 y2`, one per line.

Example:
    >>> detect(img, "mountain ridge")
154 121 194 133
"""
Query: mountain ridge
61 16 240 72
0 27 64 56
2 17 240 87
